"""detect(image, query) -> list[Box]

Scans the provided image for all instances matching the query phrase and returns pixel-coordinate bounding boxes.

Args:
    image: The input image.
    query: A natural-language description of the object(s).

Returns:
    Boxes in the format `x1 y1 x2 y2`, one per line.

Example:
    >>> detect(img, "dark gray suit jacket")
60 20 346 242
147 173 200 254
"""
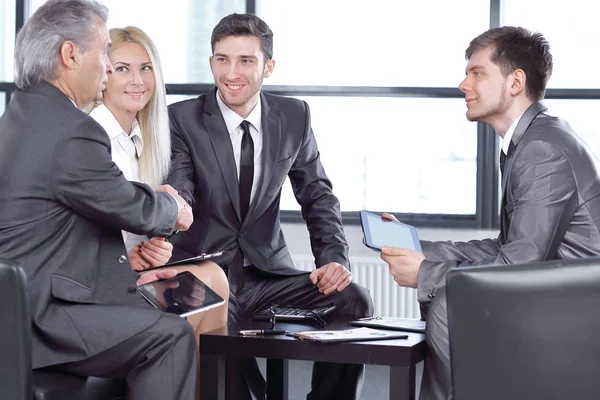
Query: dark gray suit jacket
167 87 348 274
419 101 600 311
0 83 178 368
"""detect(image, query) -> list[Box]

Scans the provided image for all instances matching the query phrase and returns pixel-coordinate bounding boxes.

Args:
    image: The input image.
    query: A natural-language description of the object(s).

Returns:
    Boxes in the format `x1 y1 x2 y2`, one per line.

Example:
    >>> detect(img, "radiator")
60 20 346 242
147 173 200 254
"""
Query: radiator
293 256 421 319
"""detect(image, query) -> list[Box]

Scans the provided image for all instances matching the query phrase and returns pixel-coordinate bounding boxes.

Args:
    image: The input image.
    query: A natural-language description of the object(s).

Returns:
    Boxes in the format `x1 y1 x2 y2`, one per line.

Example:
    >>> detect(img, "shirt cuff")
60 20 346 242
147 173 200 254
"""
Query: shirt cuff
167 193 183 211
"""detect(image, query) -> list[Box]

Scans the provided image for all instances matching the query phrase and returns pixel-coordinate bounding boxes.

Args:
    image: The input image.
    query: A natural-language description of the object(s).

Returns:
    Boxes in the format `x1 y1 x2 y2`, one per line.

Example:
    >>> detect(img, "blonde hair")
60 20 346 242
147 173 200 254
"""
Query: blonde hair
107 26 171 188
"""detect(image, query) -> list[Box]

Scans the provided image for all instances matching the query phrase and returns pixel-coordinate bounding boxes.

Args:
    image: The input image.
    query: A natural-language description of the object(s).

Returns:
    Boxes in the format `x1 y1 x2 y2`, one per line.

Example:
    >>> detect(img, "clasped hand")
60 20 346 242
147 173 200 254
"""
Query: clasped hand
309 262 352 295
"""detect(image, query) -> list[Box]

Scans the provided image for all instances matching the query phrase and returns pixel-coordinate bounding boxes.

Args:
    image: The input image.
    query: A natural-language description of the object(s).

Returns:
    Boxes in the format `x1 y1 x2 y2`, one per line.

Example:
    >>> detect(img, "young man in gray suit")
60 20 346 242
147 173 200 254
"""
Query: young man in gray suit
379 27 600 400
0 1 197 398
167 13 373 400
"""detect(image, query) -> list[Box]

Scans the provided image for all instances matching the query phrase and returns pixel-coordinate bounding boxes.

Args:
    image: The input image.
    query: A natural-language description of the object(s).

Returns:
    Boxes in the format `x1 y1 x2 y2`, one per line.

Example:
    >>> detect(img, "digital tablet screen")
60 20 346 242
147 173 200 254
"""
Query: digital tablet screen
360 210 422 252
138 271 225 318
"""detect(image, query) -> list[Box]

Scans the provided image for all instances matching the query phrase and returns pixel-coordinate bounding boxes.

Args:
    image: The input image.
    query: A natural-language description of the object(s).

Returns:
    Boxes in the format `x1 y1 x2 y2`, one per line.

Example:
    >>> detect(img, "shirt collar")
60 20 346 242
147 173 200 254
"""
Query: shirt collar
215 89 262 133
91 104 144 157
502 112 523 154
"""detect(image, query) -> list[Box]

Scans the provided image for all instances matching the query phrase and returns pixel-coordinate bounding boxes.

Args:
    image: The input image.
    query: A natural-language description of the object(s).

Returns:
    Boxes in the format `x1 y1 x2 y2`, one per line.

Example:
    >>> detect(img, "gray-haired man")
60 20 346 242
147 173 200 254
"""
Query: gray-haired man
0 1 196 398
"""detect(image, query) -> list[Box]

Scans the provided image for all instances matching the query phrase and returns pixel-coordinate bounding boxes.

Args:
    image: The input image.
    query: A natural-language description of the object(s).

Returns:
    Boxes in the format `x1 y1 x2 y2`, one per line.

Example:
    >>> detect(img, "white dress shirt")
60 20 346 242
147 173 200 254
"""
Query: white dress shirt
90 104 147 251
216 90 263 205
502 112 524 155
216 91 264 266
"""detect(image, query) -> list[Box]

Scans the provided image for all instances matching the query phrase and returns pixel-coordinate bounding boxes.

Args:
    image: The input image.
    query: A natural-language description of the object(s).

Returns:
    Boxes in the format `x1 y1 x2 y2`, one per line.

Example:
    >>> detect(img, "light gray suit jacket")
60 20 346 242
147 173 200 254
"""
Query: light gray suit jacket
0 83 178 368
418 101 600 313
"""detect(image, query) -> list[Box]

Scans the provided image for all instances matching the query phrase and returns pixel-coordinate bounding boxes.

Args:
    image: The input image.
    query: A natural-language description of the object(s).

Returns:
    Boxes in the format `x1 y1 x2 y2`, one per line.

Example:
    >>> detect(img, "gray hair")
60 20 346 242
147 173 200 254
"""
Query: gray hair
14 0 108 89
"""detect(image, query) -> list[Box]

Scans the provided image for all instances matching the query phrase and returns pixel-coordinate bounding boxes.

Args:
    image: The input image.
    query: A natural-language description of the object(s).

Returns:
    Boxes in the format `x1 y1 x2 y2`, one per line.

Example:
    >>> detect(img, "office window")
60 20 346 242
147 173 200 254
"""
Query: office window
544 100 600 157
256 0 489 87
0 0 15 82
279 96 477 214
504 0 600 88
28 0 244 83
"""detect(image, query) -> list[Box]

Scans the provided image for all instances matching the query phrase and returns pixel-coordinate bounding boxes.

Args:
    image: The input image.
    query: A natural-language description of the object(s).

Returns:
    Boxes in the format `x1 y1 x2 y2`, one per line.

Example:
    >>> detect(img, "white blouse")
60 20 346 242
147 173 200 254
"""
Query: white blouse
90 104 147 252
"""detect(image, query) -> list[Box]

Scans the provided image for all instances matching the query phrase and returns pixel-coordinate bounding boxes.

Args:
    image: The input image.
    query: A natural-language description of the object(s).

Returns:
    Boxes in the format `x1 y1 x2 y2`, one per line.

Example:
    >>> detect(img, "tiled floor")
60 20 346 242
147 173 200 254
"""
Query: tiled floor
257 358 423 399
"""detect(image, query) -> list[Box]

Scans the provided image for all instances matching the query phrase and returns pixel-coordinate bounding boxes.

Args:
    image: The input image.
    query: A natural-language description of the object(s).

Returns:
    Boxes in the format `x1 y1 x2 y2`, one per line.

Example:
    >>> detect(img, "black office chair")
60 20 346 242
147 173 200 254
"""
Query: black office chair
447 258 600 400
0 260 125 400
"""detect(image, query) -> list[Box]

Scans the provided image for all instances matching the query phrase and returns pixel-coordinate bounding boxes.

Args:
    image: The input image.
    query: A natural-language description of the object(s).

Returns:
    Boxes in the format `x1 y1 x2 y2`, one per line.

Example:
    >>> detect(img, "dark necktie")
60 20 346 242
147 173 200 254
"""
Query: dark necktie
239 120 254 220
500 140 515 176
499 150 507 176
230 121 254 294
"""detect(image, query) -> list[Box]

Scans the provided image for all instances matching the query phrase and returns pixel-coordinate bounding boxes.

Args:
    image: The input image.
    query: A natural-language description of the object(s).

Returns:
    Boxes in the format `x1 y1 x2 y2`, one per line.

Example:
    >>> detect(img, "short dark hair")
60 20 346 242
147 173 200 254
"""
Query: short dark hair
466 26 553 101
211 13 273 60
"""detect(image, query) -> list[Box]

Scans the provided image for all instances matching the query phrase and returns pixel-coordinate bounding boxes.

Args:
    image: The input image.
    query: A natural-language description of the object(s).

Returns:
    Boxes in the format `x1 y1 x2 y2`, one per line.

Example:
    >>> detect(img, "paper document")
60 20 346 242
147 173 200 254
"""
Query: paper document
287 327 408 343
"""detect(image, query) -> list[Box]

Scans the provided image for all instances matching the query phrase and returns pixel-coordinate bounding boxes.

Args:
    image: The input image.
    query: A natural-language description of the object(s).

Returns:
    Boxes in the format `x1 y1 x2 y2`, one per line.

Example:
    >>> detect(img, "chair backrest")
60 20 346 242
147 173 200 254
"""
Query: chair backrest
447 257 600 400
0 260 31 400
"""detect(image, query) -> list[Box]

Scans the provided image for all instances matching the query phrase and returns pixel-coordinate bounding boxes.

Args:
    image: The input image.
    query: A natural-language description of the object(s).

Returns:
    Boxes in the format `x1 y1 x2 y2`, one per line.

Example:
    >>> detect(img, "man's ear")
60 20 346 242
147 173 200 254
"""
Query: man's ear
263 58 275 78
509 69 526 97
58 40 79 70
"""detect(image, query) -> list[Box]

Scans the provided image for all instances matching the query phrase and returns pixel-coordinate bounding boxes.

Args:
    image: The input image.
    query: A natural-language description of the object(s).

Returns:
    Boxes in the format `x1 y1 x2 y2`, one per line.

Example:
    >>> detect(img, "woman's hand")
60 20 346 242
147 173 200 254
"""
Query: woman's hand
129 237 173 271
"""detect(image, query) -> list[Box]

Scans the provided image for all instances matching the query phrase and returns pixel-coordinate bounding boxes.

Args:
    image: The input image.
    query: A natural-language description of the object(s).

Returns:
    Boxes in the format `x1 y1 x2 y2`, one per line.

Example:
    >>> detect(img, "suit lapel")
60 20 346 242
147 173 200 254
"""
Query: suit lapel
203 88 243 221
500 101 548 240
246 93 282 225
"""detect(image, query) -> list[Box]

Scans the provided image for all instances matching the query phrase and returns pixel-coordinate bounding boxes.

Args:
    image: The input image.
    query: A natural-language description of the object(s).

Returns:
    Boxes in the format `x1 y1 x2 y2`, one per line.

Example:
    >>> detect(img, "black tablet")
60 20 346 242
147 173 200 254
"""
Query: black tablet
359 210 422 252
138 271 225 317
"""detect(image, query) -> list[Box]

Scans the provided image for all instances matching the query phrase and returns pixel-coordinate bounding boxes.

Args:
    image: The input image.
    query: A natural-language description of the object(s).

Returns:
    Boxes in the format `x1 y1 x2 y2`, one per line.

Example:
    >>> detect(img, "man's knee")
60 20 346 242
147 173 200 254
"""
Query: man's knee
160 313 197 350
335 282 374 318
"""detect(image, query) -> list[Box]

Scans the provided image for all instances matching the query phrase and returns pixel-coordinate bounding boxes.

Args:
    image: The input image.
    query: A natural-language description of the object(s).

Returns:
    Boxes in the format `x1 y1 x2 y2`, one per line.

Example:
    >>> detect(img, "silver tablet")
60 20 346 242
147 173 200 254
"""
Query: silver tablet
359 210 422 252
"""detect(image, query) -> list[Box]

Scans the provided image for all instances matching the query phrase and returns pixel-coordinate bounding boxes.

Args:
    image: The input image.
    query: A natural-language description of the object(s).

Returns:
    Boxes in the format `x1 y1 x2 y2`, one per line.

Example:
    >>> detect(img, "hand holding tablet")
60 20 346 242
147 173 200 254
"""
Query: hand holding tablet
359 210 422 252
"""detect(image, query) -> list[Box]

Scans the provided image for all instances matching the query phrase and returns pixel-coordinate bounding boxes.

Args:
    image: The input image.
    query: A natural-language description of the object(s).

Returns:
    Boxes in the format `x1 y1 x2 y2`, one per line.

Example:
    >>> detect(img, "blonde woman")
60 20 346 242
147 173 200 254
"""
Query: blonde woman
90 26 229 342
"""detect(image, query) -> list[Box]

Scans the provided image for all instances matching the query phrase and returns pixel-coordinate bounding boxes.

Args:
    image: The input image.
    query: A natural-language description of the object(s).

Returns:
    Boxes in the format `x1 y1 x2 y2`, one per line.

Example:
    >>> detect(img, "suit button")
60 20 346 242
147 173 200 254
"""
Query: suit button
427 292 436 299
239 231 245 238
127 287 137 294
117 255 127 264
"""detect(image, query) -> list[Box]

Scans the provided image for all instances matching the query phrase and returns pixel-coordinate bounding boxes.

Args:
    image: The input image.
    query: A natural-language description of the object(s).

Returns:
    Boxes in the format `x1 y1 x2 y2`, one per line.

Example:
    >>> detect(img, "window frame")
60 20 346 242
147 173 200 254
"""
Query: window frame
4 0 599 229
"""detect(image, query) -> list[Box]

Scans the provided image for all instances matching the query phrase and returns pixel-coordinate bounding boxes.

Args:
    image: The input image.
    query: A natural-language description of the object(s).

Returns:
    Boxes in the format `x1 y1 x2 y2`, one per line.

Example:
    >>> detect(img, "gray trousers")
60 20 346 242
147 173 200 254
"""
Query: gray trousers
419 286 453 400
47 312 198 400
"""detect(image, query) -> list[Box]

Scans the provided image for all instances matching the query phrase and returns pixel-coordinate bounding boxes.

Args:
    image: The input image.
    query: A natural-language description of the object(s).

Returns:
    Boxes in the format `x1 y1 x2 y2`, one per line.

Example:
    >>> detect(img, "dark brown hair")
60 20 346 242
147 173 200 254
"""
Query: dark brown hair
466 26 553 101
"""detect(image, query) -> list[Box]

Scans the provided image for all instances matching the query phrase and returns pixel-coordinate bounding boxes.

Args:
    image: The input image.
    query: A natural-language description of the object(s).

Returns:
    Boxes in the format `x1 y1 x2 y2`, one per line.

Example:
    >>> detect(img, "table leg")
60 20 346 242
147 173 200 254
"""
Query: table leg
266 358 288 400
390 365 416 400
200 354 225 400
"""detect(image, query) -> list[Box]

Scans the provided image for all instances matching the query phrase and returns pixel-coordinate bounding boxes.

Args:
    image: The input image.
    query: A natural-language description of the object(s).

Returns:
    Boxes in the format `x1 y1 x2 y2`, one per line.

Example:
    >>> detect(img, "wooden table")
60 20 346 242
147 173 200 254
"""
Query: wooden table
199 318 426 399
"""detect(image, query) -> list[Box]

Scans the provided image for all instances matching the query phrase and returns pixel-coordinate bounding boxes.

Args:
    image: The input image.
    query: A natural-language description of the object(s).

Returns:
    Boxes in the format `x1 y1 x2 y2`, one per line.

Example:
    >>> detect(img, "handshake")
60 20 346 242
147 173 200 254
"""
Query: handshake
156 184 194 231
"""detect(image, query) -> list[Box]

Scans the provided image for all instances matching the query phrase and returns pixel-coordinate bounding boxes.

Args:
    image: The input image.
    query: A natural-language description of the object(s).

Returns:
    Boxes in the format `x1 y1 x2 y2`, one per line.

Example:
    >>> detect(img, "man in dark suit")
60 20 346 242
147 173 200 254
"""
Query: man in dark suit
379 27 600 400
0 1 197 398
167 13 373 400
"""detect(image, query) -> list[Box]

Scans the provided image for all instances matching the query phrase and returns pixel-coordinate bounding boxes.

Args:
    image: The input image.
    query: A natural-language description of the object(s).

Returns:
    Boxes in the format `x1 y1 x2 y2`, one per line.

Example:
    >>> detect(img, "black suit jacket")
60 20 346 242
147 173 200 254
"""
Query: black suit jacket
0 83 178 368
418 101 600 312
167 88 348 275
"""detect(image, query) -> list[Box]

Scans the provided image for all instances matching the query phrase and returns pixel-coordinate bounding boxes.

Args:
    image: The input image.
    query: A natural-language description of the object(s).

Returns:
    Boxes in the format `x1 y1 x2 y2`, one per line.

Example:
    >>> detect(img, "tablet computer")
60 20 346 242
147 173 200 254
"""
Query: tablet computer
137 271 225 318
359 210 422 252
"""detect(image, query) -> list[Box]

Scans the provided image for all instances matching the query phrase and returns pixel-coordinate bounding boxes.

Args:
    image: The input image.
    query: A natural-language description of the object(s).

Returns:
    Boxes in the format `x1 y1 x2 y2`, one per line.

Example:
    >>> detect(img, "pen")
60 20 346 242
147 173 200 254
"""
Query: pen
238 329 289 336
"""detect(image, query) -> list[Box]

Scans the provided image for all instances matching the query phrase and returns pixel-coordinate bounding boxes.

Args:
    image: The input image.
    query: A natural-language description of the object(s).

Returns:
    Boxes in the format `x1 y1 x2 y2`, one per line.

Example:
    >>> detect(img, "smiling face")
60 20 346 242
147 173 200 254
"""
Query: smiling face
209 34 275 118
103 42 155 116
459 47 510 124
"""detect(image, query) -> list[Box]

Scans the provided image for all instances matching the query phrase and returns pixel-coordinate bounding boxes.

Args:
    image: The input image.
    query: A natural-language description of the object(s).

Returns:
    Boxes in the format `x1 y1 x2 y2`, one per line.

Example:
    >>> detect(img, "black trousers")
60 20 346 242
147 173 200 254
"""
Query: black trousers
228 266 374 400
44 312 198 400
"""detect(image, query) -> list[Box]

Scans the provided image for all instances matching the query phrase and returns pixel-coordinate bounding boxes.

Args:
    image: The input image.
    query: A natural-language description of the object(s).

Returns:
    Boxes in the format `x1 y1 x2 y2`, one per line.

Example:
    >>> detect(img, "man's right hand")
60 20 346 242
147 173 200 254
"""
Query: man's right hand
156 185 193 231
174 197 193 231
